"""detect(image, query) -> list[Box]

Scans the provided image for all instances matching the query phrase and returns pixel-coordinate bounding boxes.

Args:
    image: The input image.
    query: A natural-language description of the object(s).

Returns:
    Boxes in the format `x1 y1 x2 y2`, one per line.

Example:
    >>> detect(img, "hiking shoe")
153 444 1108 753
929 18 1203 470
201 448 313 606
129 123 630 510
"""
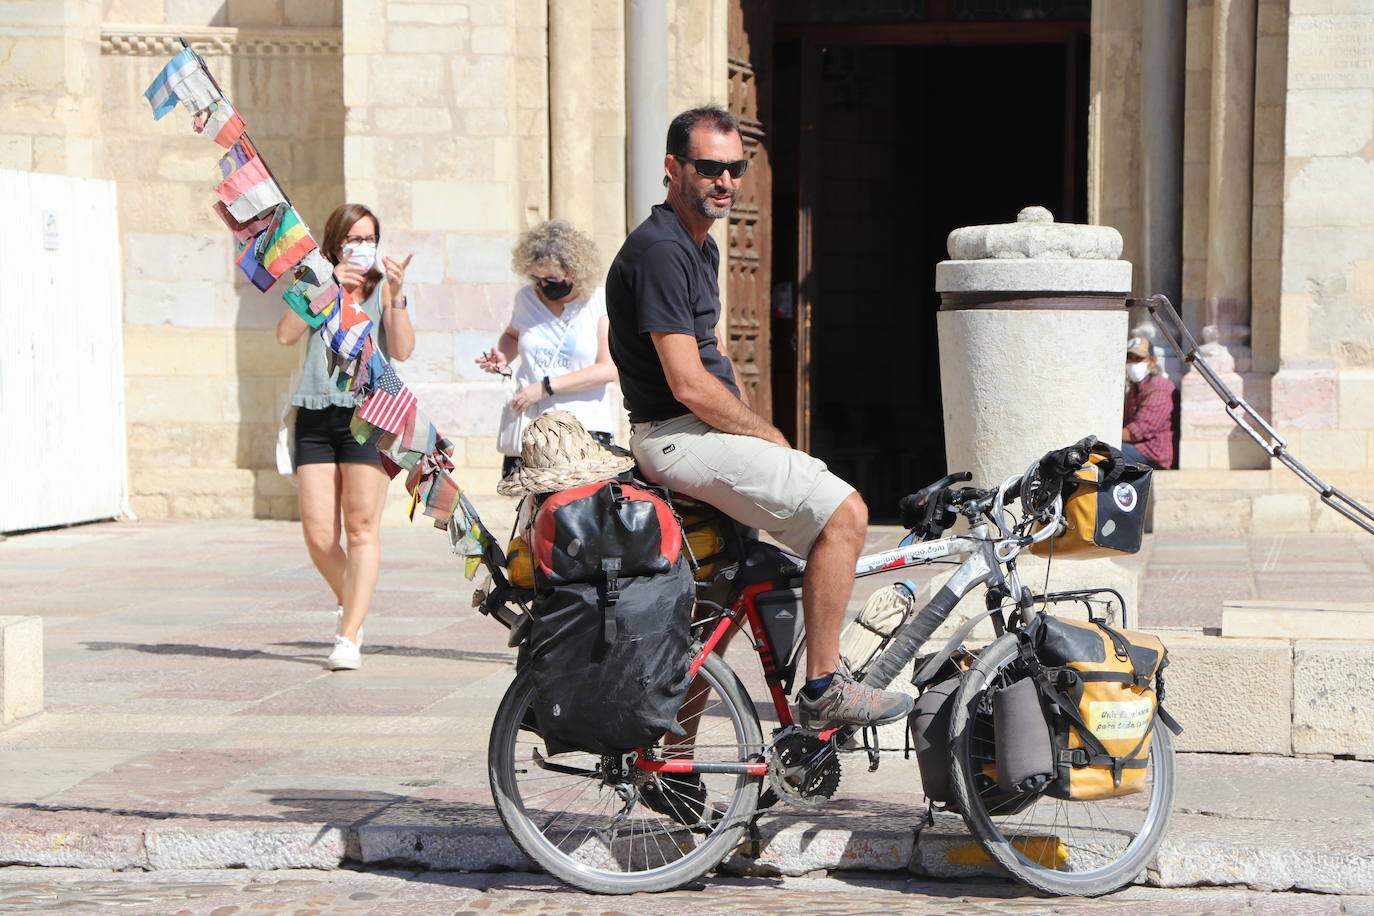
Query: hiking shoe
328 634 362 671
639 773 712 828
795 670 914 731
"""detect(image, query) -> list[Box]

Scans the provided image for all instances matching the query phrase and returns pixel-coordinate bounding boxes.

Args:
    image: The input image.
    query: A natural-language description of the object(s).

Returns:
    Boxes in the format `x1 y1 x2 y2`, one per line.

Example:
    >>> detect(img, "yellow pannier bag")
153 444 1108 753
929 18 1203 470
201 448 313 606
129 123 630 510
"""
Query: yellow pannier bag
673 497 733 582
506 535 534 588
1031 443 1153 559
1021 615 1178 801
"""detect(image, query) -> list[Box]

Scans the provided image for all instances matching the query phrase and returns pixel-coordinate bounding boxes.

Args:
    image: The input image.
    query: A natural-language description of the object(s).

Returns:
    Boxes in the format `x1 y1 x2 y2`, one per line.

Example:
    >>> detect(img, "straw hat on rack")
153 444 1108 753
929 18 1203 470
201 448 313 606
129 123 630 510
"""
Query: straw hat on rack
496 410 636 496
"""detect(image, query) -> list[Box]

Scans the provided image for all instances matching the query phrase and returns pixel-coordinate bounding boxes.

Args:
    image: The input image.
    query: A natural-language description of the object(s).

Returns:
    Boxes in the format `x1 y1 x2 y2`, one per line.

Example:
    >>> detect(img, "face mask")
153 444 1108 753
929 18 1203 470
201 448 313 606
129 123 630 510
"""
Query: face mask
1126 361 1149 384
341 241 377 272
537 277 574 301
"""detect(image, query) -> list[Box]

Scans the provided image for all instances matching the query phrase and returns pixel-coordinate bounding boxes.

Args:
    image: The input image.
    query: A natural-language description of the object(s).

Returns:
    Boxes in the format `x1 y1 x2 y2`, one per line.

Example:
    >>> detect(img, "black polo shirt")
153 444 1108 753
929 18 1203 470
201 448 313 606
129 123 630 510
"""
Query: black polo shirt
606 203 740 423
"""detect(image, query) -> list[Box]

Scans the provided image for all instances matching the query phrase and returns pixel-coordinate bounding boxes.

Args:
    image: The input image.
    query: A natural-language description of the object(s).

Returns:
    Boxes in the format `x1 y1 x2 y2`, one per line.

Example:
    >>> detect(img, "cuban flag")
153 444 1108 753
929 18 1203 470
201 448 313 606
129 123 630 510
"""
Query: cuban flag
318 289 373 360
144 48 198 120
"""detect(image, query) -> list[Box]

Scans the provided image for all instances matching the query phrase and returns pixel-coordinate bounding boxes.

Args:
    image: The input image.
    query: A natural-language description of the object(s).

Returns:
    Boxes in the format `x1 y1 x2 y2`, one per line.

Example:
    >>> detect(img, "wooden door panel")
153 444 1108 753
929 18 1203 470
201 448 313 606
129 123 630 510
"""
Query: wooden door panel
727 0 773 418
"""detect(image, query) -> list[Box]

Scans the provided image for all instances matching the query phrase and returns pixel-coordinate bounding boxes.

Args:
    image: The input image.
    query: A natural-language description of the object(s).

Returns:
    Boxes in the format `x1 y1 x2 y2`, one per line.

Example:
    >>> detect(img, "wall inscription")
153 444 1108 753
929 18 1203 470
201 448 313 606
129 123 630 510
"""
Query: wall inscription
1289 15 1374 90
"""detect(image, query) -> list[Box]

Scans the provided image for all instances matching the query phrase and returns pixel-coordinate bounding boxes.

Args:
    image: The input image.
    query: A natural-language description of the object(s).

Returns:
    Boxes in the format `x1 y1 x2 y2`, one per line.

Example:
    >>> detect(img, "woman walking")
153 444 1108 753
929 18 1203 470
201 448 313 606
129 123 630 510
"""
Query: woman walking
275 202 414 670
476 220 619 478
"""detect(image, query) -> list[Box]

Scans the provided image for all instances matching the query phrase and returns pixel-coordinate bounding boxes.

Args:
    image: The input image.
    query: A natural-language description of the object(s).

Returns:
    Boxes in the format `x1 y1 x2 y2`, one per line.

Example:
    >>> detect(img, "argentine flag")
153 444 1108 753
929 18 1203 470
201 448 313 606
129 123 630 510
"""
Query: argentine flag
144 48 199 120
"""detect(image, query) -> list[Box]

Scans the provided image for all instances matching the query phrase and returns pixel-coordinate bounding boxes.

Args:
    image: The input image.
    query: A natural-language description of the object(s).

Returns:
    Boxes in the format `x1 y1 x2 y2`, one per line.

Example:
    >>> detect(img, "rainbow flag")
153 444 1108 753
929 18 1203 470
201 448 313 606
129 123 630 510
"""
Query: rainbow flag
261 207 316 278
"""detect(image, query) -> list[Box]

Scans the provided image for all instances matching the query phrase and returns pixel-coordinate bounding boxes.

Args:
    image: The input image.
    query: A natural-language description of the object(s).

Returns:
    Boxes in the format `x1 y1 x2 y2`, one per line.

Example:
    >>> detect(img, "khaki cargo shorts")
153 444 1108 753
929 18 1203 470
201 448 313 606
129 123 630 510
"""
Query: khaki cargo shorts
630 414 856 555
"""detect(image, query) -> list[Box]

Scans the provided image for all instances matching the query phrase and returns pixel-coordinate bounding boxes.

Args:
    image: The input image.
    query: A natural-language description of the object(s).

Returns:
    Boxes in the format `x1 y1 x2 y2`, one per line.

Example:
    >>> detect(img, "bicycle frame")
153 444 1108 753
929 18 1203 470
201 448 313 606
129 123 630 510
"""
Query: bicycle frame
632 526 1015 778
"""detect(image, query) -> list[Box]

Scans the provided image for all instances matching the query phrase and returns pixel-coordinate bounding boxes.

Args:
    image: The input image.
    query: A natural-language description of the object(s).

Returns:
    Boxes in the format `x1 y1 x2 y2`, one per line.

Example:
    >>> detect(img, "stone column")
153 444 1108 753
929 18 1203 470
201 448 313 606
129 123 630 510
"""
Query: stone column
1136 0 1186 344
626 0 668 228
548 0 594 224
1179 0 1267 469
936 206 1137 624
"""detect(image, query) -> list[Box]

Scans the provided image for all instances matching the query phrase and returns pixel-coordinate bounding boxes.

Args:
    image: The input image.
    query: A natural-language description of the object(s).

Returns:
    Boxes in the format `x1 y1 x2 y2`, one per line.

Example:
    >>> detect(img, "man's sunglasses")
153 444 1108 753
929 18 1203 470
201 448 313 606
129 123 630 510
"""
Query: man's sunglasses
674 155 749 179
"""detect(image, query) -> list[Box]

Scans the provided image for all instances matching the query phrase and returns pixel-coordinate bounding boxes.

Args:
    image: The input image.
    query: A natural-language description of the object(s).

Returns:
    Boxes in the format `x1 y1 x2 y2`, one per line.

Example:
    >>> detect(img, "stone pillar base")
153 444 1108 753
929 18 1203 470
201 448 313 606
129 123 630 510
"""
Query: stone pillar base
1179 344 1272 469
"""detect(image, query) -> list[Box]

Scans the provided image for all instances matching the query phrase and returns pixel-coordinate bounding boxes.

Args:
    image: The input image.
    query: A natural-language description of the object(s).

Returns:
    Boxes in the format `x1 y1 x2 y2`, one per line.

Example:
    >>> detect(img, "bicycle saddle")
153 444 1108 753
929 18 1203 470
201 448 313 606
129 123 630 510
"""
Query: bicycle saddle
733 539 805 588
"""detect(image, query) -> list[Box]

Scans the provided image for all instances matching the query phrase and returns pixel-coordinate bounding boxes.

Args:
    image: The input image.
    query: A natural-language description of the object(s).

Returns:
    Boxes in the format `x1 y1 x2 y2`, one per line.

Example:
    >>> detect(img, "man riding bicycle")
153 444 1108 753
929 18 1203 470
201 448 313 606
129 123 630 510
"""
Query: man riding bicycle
605 105 914 733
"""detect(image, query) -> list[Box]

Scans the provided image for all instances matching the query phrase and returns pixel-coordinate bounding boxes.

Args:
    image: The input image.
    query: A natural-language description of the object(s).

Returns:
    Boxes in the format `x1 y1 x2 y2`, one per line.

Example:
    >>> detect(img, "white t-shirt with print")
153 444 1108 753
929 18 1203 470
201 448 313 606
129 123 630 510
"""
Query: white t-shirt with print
510 285 613 434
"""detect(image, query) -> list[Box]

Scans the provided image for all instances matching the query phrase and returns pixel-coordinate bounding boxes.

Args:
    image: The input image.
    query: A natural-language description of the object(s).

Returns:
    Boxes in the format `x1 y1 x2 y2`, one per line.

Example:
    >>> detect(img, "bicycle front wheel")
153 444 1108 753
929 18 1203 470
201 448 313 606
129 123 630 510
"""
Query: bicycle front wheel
948 632 1176 896
488 651 763 894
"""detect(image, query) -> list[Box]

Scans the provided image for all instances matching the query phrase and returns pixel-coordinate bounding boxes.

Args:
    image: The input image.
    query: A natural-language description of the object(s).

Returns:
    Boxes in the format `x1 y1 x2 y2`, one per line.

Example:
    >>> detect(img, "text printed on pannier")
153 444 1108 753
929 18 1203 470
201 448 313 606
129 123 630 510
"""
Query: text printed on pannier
1086 698 1153 740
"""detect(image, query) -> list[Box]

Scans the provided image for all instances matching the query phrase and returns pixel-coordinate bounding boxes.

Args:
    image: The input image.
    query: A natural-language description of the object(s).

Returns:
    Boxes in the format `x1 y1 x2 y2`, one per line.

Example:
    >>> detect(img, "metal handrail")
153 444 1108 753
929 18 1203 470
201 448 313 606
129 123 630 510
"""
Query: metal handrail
1139 294 1374 536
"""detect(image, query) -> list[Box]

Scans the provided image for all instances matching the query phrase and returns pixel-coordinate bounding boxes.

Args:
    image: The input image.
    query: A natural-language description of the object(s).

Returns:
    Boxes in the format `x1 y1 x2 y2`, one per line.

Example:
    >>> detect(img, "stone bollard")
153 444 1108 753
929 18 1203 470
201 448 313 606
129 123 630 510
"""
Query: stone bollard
0 616 42 725
934 206 1138 624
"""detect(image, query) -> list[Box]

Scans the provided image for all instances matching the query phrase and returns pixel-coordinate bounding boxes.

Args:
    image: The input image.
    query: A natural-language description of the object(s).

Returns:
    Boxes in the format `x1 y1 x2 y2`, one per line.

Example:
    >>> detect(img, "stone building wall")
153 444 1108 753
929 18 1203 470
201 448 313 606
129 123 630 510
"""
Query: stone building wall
1087 0 1143 277
1272 0 1374 473
98 1 344 519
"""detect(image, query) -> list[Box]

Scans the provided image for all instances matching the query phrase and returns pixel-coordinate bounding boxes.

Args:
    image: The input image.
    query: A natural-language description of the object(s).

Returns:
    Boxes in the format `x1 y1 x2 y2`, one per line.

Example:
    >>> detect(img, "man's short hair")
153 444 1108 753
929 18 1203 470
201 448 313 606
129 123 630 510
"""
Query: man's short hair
665 105 740 158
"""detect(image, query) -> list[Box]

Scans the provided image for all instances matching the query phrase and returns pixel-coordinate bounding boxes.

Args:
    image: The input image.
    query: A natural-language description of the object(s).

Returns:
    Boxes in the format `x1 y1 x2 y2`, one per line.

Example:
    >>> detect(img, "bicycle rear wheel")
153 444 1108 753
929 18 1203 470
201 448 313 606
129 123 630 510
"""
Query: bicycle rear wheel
948 632 1176 896
488 651 763 894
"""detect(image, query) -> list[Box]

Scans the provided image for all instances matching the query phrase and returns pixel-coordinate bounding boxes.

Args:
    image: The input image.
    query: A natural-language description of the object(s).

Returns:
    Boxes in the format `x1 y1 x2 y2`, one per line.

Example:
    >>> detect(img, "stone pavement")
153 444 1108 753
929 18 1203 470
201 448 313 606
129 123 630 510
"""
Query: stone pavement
0 518 1372 898
0 867 1370 915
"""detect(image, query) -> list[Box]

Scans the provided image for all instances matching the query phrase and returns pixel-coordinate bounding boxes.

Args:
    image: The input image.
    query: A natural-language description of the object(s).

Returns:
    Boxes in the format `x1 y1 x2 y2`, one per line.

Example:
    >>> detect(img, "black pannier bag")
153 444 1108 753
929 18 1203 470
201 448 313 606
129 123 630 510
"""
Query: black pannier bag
524 478 695 756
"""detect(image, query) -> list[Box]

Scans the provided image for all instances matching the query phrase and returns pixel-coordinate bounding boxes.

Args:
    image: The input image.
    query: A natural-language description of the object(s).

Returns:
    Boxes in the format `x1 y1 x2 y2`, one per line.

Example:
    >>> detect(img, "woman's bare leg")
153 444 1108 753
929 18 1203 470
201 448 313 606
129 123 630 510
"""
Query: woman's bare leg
297 462 346 605
338 462 390 641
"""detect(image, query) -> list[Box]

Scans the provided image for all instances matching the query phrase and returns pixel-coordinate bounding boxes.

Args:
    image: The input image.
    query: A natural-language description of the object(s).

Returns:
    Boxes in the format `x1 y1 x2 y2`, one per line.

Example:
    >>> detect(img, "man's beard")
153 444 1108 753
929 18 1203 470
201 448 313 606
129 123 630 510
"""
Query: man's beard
687 181 734 219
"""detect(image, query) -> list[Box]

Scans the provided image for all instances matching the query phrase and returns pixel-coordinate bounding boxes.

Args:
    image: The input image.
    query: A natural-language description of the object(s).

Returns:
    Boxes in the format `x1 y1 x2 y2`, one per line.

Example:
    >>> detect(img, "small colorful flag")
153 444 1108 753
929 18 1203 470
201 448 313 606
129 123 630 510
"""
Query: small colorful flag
378 451 405 480
214 155 285 221
143 48 199 120
309 281 340 317
260 207 316 278
357 363 418 434
195 98 246 148
282 276 327 328
349 412 378 447
217 137 257 179
236 234 276 292
318 290 373 359
423 469 462 526
212 199 275 244
294 249 334 287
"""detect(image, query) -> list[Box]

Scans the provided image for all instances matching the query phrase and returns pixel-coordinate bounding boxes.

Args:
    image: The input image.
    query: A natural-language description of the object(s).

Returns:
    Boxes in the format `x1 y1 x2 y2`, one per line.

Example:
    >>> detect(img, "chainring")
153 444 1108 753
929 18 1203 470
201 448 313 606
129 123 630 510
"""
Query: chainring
763 727 841 809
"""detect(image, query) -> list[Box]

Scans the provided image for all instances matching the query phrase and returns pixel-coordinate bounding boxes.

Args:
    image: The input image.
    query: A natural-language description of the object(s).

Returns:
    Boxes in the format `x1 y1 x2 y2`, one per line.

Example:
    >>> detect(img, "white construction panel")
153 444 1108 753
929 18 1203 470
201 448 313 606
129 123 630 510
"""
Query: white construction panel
0 169 127 532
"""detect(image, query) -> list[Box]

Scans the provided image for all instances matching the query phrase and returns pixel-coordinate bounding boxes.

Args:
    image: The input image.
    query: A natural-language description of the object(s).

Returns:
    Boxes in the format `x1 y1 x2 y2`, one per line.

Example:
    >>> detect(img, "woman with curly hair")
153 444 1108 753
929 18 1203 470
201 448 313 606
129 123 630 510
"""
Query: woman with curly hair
476 220 619 475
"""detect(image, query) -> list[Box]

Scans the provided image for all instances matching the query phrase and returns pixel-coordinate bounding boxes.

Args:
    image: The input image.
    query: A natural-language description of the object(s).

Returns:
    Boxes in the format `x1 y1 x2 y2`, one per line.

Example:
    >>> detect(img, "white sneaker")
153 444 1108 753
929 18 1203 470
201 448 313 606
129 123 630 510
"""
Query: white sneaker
328 634 362 670
331 607 362 642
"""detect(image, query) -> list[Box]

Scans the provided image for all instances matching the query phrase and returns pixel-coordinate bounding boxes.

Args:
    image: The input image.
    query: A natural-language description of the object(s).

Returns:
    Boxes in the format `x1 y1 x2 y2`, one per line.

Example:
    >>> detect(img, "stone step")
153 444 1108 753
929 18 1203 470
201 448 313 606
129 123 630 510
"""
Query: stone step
1223 600 1374 640
1143 628 1374 758
1148 469 1374 534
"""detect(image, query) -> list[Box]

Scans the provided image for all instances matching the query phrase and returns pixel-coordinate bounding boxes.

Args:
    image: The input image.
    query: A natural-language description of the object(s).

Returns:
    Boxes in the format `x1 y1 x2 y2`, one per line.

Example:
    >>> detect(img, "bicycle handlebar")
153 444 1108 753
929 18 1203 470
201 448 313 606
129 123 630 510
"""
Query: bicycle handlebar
898 437 1098 540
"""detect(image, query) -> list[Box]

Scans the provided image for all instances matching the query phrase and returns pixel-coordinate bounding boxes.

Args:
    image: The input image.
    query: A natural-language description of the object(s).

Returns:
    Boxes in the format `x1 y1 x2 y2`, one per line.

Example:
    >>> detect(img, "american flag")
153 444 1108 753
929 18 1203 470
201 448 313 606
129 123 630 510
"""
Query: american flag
357 364 417 434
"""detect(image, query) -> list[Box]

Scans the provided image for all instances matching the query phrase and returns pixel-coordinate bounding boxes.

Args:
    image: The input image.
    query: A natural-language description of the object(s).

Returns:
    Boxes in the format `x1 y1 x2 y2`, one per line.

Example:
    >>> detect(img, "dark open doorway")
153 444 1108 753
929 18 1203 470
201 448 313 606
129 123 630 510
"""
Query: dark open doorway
770 30 1088 521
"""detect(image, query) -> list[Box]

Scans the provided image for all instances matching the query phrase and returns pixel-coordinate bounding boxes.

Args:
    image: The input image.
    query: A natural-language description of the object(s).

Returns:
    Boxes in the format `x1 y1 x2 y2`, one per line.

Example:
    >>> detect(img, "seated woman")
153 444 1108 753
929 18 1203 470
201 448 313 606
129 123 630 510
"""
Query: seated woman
1122 337 1177 469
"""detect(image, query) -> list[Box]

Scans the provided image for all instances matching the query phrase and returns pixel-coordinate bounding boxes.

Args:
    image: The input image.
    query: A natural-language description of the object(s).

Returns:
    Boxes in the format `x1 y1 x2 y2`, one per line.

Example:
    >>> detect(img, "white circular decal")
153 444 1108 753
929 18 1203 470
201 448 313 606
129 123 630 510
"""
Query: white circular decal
1112 482 1139 513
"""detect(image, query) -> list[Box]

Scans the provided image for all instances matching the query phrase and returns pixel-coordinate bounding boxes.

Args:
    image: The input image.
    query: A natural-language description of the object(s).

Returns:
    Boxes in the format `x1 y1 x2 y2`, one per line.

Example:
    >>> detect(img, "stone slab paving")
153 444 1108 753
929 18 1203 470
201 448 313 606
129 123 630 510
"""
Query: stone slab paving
0 519 1372 896
0 868 1368 915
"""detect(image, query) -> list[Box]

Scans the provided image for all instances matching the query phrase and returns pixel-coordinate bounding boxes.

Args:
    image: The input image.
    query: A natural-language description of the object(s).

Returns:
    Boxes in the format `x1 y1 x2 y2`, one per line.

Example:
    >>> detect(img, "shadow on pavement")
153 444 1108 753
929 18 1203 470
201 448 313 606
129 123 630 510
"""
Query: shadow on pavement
78 640 516 666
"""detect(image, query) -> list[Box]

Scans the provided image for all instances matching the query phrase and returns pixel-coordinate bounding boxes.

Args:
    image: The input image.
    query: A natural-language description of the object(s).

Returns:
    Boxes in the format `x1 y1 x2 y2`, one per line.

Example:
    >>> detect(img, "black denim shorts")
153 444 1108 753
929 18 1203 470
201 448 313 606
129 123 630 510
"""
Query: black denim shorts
294 405 382 466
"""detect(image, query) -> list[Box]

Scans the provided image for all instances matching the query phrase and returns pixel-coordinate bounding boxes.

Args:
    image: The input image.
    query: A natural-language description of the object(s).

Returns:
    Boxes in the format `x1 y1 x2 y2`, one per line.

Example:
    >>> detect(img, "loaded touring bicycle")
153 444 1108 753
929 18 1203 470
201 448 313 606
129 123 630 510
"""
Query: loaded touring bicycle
458 435 1178 896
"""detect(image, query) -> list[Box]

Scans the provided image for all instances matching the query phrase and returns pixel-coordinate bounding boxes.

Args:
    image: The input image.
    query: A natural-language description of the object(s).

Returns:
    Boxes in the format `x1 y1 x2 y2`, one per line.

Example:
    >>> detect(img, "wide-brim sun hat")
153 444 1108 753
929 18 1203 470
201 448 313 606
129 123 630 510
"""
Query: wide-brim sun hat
496 410 636 496
1126 336 1152 359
